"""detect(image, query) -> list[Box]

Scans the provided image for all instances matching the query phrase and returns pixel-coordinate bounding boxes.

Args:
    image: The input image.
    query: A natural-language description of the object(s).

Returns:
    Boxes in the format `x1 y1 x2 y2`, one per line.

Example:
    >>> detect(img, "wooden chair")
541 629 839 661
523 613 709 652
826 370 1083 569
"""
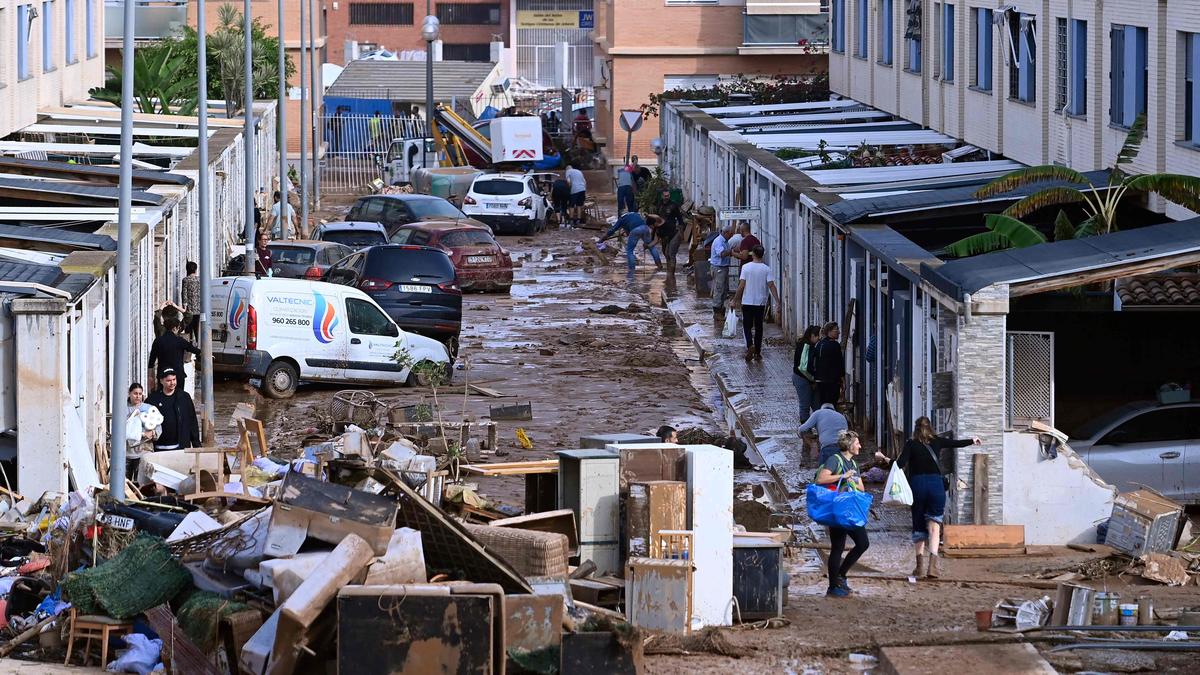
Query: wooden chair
63 607 135 666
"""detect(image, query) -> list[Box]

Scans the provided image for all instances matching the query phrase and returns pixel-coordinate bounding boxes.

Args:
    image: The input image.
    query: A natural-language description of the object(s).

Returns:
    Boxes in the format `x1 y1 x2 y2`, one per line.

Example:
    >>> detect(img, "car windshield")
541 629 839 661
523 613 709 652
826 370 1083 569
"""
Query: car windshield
368 249 457 283
270 246 315 264
1072 402 1148 440
407 199 467 220
322 230 387 247
440 230 497 247
472 179 524 196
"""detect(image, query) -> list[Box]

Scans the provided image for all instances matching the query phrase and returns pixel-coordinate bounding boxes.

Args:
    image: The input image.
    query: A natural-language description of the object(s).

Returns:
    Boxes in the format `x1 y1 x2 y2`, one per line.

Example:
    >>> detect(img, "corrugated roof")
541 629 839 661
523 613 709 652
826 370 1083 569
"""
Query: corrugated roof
849 225 940 282
326 60 497 102
0 176 163 205
0 258 94 299
922 218 1200 297
0 157 192 187
0 223 116 251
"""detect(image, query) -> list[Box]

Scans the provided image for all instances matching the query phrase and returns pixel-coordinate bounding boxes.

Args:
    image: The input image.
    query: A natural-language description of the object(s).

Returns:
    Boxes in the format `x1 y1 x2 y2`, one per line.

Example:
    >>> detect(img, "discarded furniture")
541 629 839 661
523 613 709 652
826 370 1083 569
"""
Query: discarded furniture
652 530 693 560
561 631 642 675
63 608 135 667
626 557 693 632
732 536 784 621
685 445 734 627
489 401 533 421
557 449 620 574
460 459 559 514
579 433 659 449
464 523 570 577
1104 490 1183 557
265 472 398 557
568 576 624 608
504 594 563 671
490 508 579 557
388 420 498 461
626 480 686 559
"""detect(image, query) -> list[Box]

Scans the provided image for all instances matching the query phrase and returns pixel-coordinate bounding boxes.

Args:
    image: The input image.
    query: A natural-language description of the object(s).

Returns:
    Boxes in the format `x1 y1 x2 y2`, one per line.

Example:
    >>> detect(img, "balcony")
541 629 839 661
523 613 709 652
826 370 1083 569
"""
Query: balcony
740 13 829 55
105 0 188 44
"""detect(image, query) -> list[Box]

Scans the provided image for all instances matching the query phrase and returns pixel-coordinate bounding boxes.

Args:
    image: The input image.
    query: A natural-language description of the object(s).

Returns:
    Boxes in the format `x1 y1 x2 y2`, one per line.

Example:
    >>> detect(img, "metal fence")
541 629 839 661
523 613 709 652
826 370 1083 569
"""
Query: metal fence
1005 331 1055 428
319 114 426 193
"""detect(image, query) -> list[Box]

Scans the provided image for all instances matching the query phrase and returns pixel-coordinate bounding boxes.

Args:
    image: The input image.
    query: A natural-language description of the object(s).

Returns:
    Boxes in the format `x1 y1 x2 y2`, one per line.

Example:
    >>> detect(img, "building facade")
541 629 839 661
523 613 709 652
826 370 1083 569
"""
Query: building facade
509 0 593 89
0 0 107 136
327 0 508 64
593 0 827 163
829 0 1200 219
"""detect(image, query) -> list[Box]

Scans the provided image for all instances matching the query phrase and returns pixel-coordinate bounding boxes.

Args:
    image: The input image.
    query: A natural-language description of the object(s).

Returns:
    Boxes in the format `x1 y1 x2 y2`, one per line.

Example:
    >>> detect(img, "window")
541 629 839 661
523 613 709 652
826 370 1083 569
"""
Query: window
744 14 825 46
1007 12 1036 102
85 0 94 58
904 0 921 72
1187 33 1200 144
831 0 845 53
878 0 893 65
64 0 74 63
971 7 992 90
436 3 499 25
1100 409 1197 445
348 2 413 25
17 4 31 80
855 0 868 58
941 3 954 81
1110 24 1147 128
42 1 54 72
1067 20 1087 115
441 43 491 62
346 298 397 337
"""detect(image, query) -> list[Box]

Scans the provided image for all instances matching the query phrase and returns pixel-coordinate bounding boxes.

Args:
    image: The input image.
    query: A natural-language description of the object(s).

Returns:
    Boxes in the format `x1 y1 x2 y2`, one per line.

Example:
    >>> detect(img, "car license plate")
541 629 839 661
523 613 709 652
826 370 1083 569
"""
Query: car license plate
400 284 433 294
467 255 494 264
99 513 135 531
487 202 506 209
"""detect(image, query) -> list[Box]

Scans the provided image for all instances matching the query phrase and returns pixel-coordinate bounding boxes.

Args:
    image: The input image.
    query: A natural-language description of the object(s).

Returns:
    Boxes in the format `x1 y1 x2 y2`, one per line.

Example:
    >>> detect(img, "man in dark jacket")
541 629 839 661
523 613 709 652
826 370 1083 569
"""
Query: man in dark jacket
148 315 200 392
146 368 200 450
812 321 844 406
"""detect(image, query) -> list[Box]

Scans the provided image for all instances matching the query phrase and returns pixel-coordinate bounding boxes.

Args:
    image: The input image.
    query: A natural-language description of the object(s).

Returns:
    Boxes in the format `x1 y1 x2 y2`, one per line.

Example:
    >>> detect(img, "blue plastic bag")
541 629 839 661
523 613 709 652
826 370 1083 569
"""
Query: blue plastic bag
806 483 873 529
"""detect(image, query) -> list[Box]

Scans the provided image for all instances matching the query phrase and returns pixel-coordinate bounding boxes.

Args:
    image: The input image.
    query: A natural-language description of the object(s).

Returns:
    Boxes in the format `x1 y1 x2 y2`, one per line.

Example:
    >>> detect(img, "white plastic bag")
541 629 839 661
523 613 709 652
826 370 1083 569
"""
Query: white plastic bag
125 414 144 443
882 462 914 506
722 308 738 338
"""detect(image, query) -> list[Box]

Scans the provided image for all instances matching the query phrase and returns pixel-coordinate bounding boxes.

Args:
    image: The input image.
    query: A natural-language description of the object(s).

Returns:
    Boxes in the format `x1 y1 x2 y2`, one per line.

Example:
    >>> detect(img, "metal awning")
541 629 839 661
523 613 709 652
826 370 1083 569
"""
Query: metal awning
22 123 214 139
0 157 192 187
0 223 116 251
748 130 958 150
719 110 892 126
850 225 942 284
0 177 164 206
0 141 192 158
922 218 1200 300
805 160 1023 186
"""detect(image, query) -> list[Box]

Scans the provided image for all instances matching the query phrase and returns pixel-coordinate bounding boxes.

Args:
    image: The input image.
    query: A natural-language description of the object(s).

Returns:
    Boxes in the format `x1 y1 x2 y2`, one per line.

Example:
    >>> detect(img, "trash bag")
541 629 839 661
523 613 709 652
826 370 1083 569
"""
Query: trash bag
805 483 872 529
882 462 914 506
106 633 162 675
722 308 738 338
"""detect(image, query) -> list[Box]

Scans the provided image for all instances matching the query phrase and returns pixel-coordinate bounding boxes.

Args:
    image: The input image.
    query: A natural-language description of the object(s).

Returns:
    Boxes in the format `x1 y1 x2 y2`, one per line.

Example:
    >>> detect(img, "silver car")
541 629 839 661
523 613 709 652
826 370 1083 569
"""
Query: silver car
1069 401 1200 504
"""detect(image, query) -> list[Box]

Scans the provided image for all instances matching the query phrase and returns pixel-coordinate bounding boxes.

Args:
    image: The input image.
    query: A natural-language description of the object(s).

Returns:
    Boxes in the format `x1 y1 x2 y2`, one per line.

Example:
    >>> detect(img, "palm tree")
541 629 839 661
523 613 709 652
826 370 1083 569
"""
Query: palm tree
90 46 198 116
942 116 1200 257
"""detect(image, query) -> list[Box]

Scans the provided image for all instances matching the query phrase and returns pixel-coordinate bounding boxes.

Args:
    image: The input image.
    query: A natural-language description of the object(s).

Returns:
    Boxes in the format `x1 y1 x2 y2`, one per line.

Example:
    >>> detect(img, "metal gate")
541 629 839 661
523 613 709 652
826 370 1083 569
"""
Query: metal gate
1005 331 1055 428
318 114 426 193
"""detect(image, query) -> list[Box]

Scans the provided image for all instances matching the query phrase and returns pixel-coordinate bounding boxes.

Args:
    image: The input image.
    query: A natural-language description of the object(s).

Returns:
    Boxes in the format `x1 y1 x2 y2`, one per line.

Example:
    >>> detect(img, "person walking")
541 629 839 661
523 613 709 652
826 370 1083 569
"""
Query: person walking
551 175 572 227
267 191 297 240
616 164 637 215
709 223 734 319
655 190 684 274
255 230 273 277
731 245 781 361
814 431 869 597
180 261 201 341
876 418 981 578
145 368 200 451
148 315 201 393
599 211 663 273
793 325 821 420
798 402 849 465
126 382 160 482
565 163 587 226
813 321 844 406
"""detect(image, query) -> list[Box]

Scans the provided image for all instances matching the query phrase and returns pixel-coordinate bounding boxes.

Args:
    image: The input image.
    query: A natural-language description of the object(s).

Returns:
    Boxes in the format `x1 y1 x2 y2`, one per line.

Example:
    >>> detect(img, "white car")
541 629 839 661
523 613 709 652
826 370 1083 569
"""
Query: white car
209 277 450 398
461 173 548 236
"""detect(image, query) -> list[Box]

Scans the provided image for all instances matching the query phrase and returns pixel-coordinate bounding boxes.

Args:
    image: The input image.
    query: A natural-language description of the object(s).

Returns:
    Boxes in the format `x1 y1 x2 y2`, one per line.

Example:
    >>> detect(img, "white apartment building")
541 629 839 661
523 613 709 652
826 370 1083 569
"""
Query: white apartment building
829 0 1200 219
0 0 106 136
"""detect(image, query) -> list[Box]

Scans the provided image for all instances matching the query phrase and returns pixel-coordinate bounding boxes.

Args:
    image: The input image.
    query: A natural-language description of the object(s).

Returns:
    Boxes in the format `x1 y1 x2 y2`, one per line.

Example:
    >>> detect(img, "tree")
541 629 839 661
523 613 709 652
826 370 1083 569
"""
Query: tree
942 116 1200 257
90 46 198 116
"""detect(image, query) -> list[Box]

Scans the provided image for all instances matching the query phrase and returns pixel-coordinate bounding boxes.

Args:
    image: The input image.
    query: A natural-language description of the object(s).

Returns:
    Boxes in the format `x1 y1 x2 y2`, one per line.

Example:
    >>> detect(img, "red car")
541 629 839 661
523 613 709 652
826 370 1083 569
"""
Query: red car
388 221 514 292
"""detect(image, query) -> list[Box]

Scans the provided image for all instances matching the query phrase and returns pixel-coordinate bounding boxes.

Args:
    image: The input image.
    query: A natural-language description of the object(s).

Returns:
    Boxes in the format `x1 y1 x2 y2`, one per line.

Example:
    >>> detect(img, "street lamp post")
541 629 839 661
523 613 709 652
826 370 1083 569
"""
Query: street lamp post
298 0 308 234
242 0 255 274
421 10 440 170
197 0 214 442
276 0 287 238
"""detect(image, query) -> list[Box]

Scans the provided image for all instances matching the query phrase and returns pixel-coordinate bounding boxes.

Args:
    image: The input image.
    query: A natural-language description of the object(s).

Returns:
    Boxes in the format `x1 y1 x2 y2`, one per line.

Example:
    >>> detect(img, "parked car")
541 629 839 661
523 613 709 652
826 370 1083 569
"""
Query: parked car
313 221 389 250
346 193 490 234
323 245 463 358
221 241 352 279
209 277 449 398
1070 401 1200 503
461 173 549 235
389 221 514 292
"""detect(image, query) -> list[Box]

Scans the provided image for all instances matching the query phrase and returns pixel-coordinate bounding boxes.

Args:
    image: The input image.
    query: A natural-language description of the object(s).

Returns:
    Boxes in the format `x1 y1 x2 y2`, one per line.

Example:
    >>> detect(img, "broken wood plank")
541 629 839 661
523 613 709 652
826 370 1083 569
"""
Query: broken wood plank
943 547 1032 558
973 453 989 525
460 460 558 476
469 384 508 398
944 524 1025 549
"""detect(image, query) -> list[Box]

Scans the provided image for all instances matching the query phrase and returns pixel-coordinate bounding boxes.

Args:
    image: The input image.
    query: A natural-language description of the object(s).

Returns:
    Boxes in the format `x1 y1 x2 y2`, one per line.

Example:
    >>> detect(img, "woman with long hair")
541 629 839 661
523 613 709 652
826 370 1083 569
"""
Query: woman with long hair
877 417 980 578
814 430 869 597
792 325 821 419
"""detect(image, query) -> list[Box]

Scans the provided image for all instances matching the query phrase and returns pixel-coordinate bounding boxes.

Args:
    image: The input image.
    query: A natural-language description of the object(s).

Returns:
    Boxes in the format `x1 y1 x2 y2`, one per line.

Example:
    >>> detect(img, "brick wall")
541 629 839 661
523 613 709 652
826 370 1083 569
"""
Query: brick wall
325 0 506 64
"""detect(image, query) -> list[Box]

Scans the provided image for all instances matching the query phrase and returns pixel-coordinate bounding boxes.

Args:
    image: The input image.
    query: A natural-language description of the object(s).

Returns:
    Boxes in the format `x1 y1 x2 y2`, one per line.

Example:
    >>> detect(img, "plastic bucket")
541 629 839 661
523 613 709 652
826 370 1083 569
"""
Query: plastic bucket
975 609 992 631
1119 603 1138 626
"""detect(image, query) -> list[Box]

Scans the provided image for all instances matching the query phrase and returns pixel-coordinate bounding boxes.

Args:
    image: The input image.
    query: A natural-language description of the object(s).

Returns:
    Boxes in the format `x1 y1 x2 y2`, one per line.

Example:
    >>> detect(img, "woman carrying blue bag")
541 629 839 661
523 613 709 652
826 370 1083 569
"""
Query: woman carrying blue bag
812 431 871 597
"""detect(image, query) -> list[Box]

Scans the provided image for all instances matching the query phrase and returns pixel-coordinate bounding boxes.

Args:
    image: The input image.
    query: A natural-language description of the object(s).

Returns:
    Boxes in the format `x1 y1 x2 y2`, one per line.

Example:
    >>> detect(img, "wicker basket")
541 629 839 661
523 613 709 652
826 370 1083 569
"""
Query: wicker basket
463 524 569 578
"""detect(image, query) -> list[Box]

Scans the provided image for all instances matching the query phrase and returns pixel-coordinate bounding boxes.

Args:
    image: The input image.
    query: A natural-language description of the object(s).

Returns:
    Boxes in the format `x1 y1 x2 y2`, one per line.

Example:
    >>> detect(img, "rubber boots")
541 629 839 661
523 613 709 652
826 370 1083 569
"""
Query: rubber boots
928 553 943 578
913 553 929 578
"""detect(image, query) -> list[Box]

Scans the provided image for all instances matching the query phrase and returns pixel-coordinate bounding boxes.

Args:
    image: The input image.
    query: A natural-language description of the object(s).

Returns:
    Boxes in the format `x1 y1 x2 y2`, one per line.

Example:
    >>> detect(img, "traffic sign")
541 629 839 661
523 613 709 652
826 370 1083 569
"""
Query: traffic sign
619 110 644 133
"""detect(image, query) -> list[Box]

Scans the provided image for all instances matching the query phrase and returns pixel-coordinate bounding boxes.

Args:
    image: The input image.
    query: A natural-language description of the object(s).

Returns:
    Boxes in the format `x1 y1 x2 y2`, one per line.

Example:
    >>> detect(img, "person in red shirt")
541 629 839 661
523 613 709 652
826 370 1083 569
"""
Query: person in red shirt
255 230 273 277
731 222 761 262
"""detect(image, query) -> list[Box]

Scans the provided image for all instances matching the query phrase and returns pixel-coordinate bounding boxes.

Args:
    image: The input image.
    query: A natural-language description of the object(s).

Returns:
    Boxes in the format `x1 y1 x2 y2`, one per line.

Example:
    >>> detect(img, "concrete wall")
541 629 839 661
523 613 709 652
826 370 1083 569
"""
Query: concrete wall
830 0 1200 218
0 0 106 137
1002 430 1116 545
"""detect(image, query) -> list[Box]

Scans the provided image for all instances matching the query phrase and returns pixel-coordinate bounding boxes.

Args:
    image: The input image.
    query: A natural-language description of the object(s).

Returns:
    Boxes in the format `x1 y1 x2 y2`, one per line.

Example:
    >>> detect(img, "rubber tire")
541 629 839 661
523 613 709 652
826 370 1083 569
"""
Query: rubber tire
407 360 452 387
523 218 538 236
260 360 299 399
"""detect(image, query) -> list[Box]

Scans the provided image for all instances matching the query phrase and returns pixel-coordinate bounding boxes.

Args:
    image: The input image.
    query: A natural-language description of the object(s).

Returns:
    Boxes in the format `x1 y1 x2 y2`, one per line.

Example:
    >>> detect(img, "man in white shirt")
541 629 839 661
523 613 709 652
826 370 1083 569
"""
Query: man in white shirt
565 164 587 226
267 191 297 239
732 245 781 360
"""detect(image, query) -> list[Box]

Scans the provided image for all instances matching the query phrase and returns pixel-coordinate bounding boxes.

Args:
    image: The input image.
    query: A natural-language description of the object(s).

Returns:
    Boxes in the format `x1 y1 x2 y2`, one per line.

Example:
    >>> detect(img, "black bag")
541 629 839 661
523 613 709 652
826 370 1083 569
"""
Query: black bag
921 442 951 491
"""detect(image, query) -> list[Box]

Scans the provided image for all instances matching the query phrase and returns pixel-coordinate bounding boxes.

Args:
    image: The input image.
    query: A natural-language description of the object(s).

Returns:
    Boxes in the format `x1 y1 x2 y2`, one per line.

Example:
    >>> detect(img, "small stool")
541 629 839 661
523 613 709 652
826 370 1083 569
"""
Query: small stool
64 607 134 666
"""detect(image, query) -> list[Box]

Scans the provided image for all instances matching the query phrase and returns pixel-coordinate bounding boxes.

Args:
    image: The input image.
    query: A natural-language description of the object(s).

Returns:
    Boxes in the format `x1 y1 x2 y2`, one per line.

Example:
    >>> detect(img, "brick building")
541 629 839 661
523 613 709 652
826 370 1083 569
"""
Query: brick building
593 0 827 163
829 0 1200 219
327 0 507 64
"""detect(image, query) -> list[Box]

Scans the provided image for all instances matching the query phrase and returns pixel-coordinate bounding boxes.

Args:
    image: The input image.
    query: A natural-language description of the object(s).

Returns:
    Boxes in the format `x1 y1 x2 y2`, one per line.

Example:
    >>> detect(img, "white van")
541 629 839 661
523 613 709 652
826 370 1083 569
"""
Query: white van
210 277 450 398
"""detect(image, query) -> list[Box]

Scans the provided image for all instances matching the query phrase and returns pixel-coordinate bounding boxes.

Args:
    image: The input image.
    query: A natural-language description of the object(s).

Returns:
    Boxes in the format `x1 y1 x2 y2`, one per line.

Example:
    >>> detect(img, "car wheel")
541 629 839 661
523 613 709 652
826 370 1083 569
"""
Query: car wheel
261 360 299 399
407 359 453 387
523 218 538 236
